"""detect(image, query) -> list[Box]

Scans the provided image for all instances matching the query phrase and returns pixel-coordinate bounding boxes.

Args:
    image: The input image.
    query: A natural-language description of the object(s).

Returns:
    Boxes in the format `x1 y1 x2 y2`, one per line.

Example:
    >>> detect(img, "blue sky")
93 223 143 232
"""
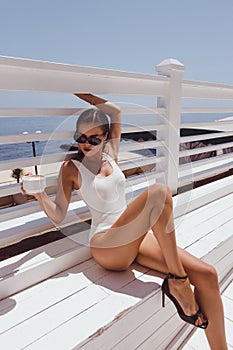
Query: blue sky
0 0 233 108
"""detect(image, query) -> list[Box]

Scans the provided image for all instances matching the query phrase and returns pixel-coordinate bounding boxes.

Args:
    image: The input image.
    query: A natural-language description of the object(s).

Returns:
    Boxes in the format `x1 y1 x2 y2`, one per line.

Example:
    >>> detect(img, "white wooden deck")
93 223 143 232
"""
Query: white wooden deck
0 176 233 350
183 280 233 350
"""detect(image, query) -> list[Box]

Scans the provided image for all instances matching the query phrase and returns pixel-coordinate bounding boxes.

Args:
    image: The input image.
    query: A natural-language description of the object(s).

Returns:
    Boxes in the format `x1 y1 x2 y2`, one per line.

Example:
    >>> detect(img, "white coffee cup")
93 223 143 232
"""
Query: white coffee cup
22 175 46 194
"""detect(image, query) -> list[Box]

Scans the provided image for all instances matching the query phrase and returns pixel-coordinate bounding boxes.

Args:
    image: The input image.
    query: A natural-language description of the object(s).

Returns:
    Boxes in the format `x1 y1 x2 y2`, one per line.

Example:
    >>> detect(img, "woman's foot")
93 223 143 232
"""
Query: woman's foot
162 273 208 328
168 277 207 327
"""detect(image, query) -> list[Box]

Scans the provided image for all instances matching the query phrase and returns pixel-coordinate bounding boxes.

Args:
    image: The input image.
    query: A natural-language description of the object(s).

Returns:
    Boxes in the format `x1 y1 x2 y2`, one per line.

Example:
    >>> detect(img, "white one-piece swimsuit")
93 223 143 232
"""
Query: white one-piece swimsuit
71 153 127 241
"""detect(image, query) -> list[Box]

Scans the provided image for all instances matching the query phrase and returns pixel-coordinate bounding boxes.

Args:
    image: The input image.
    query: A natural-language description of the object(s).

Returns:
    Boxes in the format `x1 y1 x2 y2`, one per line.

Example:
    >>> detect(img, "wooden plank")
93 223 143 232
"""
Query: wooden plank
179 163 233 187
0 145 158 172
0 191 83 222
135 315 187 350
0 200 232 350
0 107 164 117
0 235 92 300
0 230 89 279
226 320 233 348
180 130 233 143
0 261 106 333
175 192 233 226
181 121 233 132
0 131 74 144
78 293 179 350
0 177 232 307
0 153 68 171
0 125 161 146
181 107 233 114
0 55 164 81
18 288 164 350
179 141 233 157
180 152 233 171
186 218 233 258
182 79 233 100
0 56 168 96
0 285 107 350
174 175 233 217
0 264 149 350
78 237 233 350
0 108 83 117
176 201 233 249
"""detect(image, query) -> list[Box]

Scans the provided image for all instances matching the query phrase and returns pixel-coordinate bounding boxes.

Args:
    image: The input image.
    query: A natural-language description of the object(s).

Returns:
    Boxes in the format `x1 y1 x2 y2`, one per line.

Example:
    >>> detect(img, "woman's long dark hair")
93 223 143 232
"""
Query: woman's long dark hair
72 108 110 162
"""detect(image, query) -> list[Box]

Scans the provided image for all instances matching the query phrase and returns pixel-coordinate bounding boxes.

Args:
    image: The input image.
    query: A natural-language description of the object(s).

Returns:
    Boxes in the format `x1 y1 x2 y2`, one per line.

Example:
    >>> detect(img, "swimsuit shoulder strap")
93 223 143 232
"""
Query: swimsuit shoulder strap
69 158 81 169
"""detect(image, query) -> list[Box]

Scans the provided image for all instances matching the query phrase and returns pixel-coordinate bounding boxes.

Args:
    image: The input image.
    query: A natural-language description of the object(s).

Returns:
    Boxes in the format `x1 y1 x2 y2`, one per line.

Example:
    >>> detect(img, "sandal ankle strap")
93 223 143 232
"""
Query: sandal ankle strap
167 272 188 280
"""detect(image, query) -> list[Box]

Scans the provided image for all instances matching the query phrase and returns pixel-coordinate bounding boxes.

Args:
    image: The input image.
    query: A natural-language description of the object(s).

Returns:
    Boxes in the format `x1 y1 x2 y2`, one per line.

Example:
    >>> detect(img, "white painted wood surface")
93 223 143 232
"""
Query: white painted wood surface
0 177 232 350
156 59 184 193
0 55 168 96
0 55 233 348
1 55 233 200
182 79 233 99
0 107 163 117
184 280 233 350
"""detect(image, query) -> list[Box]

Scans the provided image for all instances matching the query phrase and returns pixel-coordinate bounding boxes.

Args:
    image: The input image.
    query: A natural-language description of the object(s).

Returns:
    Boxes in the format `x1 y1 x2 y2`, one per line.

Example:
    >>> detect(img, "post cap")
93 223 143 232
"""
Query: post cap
156 58 185 75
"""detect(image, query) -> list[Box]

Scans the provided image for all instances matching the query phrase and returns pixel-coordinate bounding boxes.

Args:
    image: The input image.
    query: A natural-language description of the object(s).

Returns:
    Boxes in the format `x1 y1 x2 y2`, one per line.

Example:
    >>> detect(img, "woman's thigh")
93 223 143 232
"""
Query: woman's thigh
90 186 159 270
91 235 146 271
91 184 167 249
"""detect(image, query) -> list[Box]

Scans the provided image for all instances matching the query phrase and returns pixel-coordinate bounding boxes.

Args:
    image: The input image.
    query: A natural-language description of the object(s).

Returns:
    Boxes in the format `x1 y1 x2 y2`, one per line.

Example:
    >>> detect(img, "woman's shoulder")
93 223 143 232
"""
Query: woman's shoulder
62 159 80 174
61 160 80 190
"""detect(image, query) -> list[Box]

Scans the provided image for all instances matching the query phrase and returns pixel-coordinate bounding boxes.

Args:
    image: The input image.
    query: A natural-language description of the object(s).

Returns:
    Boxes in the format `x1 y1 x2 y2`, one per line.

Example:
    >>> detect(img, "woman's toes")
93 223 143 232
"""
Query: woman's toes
195 315 203 327
195 313 207 327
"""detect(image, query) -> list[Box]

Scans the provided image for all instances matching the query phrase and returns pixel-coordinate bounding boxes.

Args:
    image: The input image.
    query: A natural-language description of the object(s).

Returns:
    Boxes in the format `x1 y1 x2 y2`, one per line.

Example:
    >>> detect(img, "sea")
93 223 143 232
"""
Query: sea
0 113 232 162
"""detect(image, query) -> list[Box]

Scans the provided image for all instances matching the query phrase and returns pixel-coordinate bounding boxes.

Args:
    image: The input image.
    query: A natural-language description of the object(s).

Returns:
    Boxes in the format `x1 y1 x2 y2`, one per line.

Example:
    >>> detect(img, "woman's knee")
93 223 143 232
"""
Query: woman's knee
148 184 172 203
202 264 219 290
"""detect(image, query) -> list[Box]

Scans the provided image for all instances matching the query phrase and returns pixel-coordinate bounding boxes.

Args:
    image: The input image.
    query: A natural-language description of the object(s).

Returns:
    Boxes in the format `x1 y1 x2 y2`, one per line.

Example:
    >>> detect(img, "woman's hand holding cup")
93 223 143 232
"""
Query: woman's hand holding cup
22 174 46 197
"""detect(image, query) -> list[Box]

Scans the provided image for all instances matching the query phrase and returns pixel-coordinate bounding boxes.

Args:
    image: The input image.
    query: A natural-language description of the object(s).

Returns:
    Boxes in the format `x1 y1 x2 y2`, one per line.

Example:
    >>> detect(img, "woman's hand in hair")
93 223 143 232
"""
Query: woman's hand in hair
74 93 107 106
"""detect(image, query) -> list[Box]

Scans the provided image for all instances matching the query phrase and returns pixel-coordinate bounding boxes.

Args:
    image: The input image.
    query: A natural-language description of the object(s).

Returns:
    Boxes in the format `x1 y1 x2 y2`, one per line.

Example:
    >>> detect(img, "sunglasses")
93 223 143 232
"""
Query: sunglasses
75 133 104 146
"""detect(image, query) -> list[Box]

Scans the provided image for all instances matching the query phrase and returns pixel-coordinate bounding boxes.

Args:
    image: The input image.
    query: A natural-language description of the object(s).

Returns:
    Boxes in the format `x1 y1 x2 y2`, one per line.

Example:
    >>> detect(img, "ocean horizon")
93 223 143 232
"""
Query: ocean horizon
0 113 232 162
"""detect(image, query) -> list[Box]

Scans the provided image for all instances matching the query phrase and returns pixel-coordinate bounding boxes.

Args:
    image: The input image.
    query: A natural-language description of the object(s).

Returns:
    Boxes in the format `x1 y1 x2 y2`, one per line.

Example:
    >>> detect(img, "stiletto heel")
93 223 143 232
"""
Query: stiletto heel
162 290 165 307
161 272 208 329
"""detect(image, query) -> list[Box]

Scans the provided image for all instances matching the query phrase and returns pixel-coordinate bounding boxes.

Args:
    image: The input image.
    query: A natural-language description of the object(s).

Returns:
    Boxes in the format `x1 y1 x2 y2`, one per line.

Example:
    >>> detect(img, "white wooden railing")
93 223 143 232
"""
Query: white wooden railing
0 56 233 243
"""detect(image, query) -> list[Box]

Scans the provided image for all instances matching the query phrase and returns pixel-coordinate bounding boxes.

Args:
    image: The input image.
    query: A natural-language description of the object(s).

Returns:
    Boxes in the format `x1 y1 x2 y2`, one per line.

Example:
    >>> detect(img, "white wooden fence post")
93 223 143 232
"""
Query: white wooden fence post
156 58 184 194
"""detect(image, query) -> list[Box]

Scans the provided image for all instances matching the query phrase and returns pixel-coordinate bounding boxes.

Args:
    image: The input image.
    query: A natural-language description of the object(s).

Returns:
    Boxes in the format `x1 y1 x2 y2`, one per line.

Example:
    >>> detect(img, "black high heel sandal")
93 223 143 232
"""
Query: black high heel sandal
161 273 208 329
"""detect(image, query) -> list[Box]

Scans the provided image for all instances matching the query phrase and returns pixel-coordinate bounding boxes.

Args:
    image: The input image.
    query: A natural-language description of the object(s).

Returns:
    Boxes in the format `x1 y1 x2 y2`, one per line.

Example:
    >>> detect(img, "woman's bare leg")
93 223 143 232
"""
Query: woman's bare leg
91 184 204 325
136 234 228 350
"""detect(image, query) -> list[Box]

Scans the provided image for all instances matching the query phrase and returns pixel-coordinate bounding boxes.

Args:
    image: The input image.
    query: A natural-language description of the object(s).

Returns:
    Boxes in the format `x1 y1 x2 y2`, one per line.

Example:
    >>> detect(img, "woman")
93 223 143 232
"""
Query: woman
26 94 228 350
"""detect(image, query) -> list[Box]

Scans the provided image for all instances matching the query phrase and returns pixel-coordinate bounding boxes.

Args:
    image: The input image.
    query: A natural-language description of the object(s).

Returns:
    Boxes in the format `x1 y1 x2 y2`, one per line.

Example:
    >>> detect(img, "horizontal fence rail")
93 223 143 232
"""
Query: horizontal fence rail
0 56 168 96
0 107 165 117
180 131 233 143
0 55 233 215
1 57 233 349
182 80 233 100
179 141 233 157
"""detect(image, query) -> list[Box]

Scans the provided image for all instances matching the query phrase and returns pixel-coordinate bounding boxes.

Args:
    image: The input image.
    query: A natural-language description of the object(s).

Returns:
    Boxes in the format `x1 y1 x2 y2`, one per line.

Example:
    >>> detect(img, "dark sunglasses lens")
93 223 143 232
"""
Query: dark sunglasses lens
76 133 102 146
89 136 102 145
76 134 87 143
